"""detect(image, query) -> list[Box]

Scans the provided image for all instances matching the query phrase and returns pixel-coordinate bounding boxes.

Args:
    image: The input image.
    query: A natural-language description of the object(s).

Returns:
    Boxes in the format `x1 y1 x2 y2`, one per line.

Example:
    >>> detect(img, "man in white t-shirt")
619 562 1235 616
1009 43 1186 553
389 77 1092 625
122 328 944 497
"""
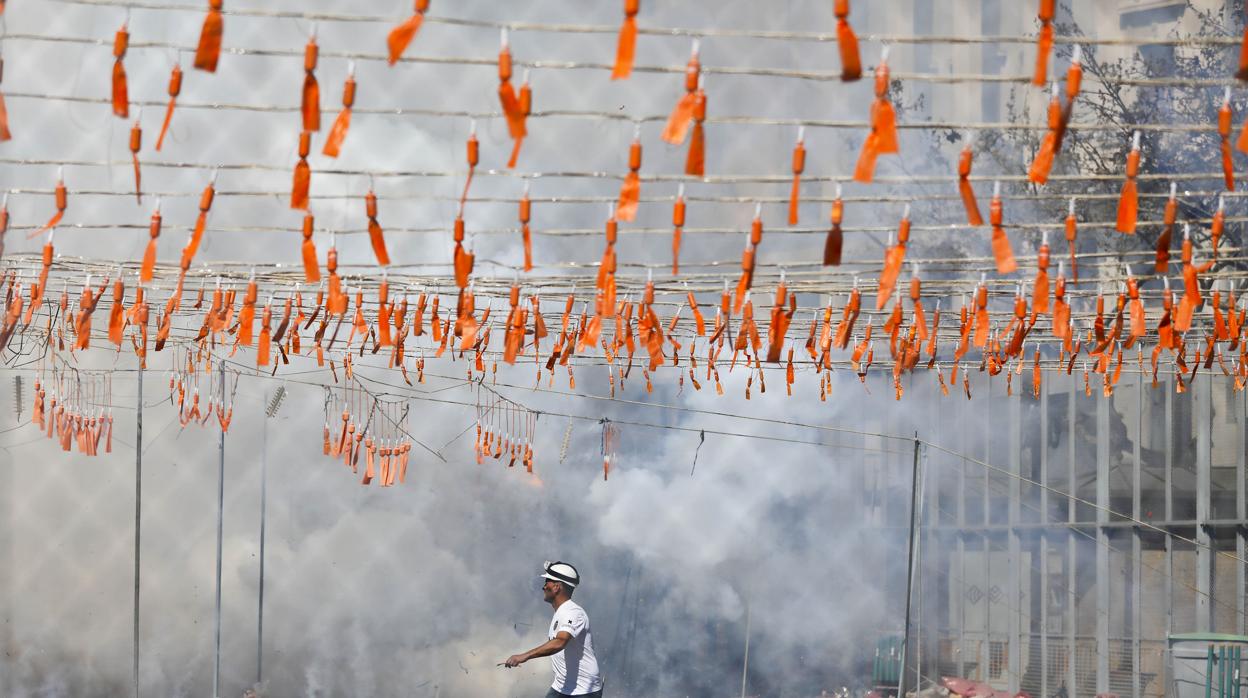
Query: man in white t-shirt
502 561 604 697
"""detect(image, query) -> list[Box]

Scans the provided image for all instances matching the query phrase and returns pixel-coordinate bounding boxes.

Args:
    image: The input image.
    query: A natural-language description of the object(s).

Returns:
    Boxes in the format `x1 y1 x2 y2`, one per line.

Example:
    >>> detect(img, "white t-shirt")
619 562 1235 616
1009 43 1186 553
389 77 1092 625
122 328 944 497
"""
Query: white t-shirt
547 600 603 695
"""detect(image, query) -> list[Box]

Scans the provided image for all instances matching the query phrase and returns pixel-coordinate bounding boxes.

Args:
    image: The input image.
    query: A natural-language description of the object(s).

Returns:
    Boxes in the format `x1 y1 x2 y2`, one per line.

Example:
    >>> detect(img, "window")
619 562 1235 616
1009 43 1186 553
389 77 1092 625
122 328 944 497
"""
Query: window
989 640 1007 679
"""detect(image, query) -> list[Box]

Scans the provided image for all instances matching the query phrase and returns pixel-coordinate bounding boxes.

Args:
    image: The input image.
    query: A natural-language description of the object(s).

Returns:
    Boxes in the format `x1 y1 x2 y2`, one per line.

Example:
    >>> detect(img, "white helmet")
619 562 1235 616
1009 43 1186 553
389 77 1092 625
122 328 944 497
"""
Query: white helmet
541 560 580 588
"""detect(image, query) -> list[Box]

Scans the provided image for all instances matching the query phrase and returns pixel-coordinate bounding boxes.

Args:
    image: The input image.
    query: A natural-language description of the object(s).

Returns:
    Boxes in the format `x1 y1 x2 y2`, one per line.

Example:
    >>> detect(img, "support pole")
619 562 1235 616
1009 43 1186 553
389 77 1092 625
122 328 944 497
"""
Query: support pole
1133 373 1143 698
1238 388 1246 638
1040 371 1050 698
740 600 750 698
213 359 225 698
1096 385 1110 695
257 407 268 688
1166 373 1175 694
899 437 923 697
1067 376 1077 696
1008 388 1021 694
957 396 967 681
133 366 143 698
1196 380 1212 633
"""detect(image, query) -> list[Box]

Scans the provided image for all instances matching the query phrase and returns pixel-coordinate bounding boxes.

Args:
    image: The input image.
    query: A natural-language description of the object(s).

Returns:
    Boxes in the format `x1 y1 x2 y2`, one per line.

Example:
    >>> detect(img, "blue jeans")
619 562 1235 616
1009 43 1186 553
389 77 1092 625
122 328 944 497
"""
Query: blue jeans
544 690 602 698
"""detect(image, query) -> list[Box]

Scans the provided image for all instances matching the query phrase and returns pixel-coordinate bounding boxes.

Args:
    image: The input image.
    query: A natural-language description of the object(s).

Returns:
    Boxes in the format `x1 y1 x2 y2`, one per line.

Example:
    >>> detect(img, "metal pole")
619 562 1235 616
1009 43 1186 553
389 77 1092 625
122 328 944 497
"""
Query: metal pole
740 601 751 698
1209 645 1216 698
916 442 926 696
213 359 225 698
133 366 143 698
899 436 923 697
257 407 268 688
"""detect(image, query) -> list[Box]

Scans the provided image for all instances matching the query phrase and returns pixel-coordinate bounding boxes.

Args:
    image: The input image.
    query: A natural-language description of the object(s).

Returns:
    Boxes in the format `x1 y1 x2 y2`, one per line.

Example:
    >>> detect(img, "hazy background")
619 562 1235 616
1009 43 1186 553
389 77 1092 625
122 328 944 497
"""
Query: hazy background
0 1 1227 696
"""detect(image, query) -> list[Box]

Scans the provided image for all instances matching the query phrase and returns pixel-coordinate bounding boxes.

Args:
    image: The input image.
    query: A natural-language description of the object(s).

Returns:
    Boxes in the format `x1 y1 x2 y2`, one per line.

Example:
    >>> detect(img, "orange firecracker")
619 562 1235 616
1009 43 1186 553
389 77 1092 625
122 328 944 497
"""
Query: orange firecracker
300 29 321 133
989 182 1017 274
140 199 162 282
112 22 130 118
0 54 11 141
387 0 430 65
1115 131 1141 234
156 61 183 151
834 0 861 82
788 127 806 225
958 138 983 226
323 62 356 157
854 46 899 183
617 124 642 221
194 0 224 73
672 183 686 275
291 131 311 210
1034 0 1055 86
825 185 844 266
611 0 639 80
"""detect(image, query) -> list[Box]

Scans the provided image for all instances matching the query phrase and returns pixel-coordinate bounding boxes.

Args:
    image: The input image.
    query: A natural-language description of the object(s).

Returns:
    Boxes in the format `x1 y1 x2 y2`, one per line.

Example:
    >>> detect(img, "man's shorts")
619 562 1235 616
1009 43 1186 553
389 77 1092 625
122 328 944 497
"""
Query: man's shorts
544 689 602 698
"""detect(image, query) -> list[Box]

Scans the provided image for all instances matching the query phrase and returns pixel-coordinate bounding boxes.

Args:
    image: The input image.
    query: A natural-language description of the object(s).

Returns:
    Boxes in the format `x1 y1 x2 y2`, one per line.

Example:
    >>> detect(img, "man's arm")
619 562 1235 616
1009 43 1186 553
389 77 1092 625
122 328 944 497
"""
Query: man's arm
502 631 571 668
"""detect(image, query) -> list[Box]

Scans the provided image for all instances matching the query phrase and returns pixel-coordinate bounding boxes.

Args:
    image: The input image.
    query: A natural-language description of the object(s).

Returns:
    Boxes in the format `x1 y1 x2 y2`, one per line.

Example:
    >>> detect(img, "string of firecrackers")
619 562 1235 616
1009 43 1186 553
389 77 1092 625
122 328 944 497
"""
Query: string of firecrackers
6 215 1248 410
322 378 413 487
27 360 116 456
3 174 1248 389
474 384 536 474
166 345 238 433
5 2 1248 403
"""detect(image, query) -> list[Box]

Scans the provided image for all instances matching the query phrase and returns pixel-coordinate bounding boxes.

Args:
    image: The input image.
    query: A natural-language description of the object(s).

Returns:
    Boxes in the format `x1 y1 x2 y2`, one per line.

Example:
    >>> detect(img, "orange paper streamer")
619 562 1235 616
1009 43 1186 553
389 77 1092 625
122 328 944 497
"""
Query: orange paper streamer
452 215 474 289
788 128 806 225
519 183 533 272
156 62 182 151
617 127 642 221
875 206 909 310
194 0 224 73
323 64 356 157
1115 131 1141 234
1055 47 1082 154
387 0 429 65
35 172 66 237
686 87 706 176
1028 82 1061 185
1034 0 1055 86
1156 183 1176 273
183 171 215 267
1064 198 1078 282
834 0 861 82
508 73 532 169
1212 195 1226 260
611 0 639 80
672 184 685 275
365 189 391 267
825 186 844 266
301 33 320 133
854 47 898 183
112 25 130 118
0 55 11 142
461 121 479 210
1033 235 1051 314
326 245 347 316
662 42 700 145
129 116 143 204
140 201 161 282
291 131 311 210
301 212 320 283
497 30 530 168
957 141 983 226
1219 88 1235 191
988 183 1017 274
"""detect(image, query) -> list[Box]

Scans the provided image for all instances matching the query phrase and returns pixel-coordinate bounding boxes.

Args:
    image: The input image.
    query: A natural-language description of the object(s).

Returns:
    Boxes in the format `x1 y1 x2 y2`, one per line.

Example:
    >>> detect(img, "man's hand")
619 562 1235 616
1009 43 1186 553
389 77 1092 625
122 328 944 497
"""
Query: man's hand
502 653 527 668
